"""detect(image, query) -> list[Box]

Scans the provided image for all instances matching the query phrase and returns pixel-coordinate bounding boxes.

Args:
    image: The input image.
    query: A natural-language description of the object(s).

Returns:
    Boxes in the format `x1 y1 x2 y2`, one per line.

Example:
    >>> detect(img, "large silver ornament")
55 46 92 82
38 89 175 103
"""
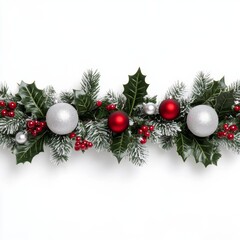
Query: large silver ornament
15 132 28 144
46 103 79 135
186 105 219 137
143 102 156 115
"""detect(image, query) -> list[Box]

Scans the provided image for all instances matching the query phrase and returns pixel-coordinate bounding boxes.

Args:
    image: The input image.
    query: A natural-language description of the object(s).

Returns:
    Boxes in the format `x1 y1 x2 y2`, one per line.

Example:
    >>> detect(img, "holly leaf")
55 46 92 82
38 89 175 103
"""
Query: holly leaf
18 81 47 118
123 68 149 116
15 131 46 164
215 90 235 119
74 90 95 117
175 132 192 161
192 137 221 167
192 78 226 106
110 132 130 163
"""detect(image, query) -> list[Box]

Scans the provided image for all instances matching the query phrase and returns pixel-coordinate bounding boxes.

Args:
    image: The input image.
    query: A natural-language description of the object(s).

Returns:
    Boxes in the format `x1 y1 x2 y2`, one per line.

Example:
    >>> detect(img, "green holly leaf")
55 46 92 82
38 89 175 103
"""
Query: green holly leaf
18 81 47 118
192 78 226 106
74 90 95 117
123 68 149 116
110 132 130 163
192 137 221 167
15 131 46 164
215 90 235 119
175 132 192 161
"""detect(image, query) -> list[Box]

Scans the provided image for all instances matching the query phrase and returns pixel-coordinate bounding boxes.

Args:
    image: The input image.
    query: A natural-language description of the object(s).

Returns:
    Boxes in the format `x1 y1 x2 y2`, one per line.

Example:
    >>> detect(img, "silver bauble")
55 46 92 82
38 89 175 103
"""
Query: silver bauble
46 103 79 135
143 102 156 115
186 105 219 137
15 132 28 144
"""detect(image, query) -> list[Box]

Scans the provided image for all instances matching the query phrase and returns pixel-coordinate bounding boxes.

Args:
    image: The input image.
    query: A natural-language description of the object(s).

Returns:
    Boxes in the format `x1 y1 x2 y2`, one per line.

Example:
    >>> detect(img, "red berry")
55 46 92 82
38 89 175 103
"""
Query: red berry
141 125 148 132
149 125 154 131
34 120 40 126
31 130 37 137
138 129 143 135
40 121 47 128
8 111 15 117
80 144 86 150
8 101 17 110
223 123 229 132
229 125 238 132
109 104 116 110
75 141 81 147
223 132 227 137
106 105 111 111
217 131 225 138
75 145 81 151
69 132 76 139
83 140 88 145
234 105 240 112
27 120 35 129
36 126 42 133
227 133 234 140
76 136 81 142
144 131 151 138
140 137 147 144
1 109 8 117
96 100 102 107
0 100 6 107
87 142 93 148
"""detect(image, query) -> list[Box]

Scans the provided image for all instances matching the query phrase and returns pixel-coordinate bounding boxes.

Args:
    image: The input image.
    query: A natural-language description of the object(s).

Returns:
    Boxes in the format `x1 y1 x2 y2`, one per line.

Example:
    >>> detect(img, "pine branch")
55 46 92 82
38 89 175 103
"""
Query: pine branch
47 134 73 163
149 121 181 138
160 135 175 150
0 83 10 99
75 121 87 139
0 111 26 135
43 86 56 108
165 81 186 100
127 138 148 166
85 120 111 151
191 72 213 99
0 133 15 149
228 80 240 100
104 90 126 109
216 132 240 154
81 69 100 100
60 91 74 104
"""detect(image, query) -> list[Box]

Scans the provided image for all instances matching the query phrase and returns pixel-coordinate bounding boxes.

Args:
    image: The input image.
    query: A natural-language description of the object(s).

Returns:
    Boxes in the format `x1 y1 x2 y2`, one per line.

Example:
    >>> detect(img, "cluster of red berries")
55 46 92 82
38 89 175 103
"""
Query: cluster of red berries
0 100 17 117
138 125 154 144
69 132 93 151
96 100 117 111
27 120 47 137
217 123 238 140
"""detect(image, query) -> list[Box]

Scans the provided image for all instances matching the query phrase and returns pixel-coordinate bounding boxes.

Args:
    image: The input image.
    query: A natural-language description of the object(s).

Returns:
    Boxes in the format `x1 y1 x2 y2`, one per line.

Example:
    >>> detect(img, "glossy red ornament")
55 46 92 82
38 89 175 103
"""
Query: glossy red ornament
159 99 180 120
108 111 129 133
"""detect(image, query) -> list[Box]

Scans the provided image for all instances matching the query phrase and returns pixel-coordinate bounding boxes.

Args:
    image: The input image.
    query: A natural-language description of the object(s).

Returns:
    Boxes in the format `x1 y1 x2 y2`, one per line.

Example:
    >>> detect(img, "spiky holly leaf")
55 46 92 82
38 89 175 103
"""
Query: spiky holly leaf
192 78 226 107
175 132 192 161
18 81 47 118
110 132 130 163
192 137 221 167
123 68 149 116
15 131 46 164
215 90 235 119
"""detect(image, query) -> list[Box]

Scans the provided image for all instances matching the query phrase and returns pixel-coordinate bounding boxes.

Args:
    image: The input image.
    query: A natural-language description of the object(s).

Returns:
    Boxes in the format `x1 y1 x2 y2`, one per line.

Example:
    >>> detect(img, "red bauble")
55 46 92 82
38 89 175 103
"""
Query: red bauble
108 111 129 133
159 99 180 120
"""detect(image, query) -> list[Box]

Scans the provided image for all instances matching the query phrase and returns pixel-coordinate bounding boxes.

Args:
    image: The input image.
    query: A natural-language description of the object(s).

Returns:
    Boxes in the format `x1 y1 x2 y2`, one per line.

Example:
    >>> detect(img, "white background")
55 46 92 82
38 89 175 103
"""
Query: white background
1 0 240 239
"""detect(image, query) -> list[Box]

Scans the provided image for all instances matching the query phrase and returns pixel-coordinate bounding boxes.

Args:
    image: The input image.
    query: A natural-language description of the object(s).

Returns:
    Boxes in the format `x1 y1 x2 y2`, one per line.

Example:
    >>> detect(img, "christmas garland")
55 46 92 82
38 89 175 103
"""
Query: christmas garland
0 68 240 167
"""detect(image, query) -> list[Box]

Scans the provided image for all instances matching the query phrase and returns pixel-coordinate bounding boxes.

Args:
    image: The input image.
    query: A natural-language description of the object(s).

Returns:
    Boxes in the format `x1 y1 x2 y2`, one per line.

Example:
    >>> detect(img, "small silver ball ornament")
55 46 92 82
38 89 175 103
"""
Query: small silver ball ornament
186 105 219 137
15 132 28 144
46 103 79 135
143 102 156 115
